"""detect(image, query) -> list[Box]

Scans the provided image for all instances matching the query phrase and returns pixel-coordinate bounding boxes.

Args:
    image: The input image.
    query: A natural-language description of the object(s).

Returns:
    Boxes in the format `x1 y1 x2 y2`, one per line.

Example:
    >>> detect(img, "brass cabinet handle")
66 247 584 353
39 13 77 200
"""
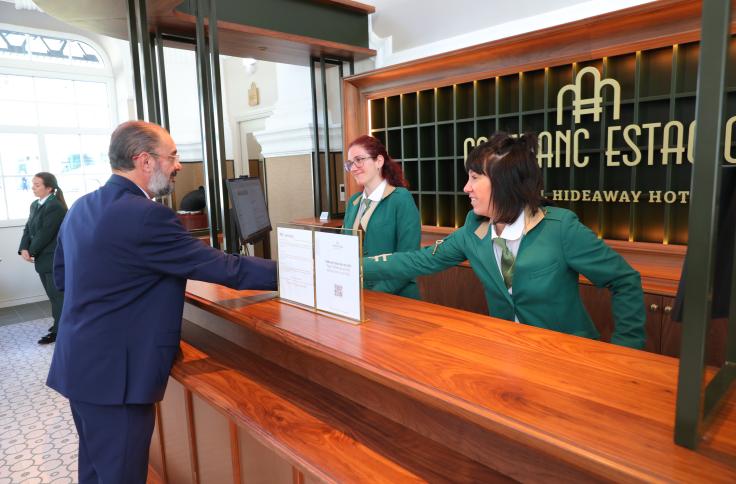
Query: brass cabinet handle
649 303 659 312
663 305 672 314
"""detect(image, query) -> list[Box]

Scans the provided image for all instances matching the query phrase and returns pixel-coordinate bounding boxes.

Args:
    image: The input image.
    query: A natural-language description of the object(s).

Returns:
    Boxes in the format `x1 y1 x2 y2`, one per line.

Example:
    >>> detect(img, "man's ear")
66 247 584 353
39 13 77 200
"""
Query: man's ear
134 153 153 172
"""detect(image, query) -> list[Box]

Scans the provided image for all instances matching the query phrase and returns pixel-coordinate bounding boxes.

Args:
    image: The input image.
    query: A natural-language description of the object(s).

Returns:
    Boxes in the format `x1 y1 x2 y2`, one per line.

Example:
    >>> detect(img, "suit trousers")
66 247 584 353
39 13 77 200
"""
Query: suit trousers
39 271 64 334
70 400 155 484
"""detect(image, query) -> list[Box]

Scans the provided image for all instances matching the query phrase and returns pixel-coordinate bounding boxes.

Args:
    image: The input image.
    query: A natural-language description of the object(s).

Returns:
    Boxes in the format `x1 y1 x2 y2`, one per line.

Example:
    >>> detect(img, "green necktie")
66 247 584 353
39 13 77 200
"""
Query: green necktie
493 237 515 289
359 198 372 219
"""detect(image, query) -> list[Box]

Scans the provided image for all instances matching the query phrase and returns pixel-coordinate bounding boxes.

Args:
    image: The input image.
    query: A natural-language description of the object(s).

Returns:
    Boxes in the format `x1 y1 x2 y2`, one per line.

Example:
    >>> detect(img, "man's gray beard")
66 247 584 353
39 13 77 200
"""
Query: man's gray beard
148 164 173 197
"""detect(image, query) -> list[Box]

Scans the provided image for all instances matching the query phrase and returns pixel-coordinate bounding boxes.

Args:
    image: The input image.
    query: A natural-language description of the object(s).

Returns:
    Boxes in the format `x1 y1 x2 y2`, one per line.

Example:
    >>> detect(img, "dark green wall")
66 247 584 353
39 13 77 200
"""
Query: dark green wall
368 39 736 245
177 0 369 48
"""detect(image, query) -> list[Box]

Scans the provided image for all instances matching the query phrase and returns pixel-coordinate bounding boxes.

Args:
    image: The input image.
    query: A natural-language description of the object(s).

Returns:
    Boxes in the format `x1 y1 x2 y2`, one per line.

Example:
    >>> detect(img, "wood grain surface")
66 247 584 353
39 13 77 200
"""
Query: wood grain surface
181 303 599 482
173 320 509 483
179 281 736 482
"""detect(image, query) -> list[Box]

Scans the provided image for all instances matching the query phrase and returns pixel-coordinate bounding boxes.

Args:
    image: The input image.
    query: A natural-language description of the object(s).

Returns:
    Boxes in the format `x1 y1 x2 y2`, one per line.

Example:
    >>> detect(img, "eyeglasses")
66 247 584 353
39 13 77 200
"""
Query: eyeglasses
344 155 373 172
150 152 181 164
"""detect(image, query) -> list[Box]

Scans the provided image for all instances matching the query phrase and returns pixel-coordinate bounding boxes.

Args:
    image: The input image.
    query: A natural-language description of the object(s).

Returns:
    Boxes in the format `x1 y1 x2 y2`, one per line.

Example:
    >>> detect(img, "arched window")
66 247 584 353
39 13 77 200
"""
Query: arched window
0 25 116 224
0 28 105 67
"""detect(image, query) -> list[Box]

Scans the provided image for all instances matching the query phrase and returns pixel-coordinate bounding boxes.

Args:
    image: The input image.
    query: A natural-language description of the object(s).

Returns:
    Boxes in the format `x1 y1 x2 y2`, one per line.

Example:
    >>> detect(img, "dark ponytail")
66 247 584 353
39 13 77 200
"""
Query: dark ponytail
34 172 67 210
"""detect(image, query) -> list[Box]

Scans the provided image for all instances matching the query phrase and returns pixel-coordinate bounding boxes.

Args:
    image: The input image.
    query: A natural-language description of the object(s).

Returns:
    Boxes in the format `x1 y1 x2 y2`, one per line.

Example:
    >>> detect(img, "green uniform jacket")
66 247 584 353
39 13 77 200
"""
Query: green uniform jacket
344 185 421 299
18 195 67 274
364 206 646 348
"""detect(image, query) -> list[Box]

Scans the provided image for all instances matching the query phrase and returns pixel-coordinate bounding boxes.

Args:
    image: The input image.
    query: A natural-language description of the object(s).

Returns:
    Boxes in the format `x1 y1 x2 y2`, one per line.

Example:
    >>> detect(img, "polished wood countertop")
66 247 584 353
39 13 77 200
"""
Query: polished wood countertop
182 281 735 482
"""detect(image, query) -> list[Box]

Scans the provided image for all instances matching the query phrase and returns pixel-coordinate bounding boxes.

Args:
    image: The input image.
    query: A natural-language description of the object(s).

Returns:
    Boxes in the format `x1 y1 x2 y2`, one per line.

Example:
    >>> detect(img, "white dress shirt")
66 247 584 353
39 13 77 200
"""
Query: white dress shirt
362 179 387 203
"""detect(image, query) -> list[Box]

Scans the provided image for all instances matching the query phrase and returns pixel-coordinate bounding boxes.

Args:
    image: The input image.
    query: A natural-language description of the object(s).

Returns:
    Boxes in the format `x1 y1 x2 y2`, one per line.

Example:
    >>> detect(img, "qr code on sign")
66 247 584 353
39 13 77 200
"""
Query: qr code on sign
334 284 343 297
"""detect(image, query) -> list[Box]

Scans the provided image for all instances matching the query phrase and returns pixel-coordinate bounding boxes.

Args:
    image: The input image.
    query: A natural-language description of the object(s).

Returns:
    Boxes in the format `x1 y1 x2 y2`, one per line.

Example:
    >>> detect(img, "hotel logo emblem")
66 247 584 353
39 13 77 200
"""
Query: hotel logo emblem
556 66 621 125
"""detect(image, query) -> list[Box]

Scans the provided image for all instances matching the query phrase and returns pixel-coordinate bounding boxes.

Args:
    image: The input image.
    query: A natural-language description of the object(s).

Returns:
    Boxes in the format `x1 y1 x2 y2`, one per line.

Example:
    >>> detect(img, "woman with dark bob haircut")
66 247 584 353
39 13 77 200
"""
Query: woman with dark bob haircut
364 132 646 348
343 135 421 299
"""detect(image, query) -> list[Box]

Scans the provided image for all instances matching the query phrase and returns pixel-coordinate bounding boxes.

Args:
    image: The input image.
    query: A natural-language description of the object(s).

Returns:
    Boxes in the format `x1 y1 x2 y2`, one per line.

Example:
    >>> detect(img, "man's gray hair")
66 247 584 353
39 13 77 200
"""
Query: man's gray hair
108 121 167 171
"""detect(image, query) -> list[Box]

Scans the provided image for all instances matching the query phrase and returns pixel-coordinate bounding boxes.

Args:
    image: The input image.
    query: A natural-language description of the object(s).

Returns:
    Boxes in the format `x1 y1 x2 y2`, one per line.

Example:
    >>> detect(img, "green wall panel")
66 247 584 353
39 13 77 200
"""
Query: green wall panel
369 39 736 244
177 0 369 48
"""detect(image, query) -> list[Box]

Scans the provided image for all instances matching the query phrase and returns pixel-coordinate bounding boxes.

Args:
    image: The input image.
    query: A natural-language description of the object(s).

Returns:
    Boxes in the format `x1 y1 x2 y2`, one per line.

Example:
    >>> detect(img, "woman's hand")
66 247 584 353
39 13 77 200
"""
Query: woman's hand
20 249 33 262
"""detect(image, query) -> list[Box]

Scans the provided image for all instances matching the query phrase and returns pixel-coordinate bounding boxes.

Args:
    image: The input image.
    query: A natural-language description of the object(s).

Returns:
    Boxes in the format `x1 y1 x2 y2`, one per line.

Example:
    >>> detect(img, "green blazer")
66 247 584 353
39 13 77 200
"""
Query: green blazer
364 207 646 348
344 185 421 299
18 195 67 274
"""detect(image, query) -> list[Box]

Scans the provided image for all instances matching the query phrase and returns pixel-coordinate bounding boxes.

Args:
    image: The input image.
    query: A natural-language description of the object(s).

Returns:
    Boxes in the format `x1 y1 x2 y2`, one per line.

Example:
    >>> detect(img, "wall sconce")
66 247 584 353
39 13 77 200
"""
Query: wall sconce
242 57 257 75
248 82 259 106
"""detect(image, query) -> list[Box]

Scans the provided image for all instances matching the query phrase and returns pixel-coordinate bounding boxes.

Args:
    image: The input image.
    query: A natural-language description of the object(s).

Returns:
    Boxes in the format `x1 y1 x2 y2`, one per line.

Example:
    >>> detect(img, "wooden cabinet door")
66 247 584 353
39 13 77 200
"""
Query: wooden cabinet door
644 294 664 354
659 296 680 358
579 285 662 353
579 284 614 342
418 265 488 315
654 297 727 366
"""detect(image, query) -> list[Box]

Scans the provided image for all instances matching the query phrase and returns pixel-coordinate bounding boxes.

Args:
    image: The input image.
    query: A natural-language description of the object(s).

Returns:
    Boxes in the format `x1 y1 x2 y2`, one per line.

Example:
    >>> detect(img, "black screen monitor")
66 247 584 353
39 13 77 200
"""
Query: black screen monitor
226 177 271 243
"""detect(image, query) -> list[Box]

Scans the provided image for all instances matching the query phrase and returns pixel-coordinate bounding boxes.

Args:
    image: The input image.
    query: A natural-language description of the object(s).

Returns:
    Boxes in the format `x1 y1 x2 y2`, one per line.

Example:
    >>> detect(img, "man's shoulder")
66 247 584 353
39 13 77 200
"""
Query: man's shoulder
110 194 176 229
142 199 177 221
67 185 158 229
74 183 147 210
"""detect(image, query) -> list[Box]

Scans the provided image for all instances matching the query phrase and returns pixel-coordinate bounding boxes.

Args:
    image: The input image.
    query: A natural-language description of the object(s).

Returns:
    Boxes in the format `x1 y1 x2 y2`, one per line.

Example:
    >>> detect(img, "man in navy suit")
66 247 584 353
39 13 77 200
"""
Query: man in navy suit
47 120 277 483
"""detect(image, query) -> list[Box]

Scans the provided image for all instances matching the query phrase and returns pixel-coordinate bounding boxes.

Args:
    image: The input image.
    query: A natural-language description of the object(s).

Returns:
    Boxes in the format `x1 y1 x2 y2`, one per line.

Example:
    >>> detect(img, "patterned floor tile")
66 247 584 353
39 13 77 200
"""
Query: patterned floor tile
0 308 21 326
0 319 78 483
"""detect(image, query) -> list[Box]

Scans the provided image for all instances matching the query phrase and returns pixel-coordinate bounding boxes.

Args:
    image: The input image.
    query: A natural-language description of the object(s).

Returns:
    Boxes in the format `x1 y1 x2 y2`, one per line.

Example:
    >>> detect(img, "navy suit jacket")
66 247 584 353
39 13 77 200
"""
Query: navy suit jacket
47 174 276 405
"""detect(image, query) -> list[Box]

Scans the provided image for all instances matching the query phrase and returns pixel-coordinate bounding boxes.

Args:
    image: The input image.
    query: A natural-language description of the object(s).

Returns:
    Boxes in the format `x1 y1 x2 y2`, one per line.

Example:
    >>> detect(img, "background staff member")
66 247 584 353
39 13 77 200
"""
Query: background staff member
343 135 421 299
364 132 646 348
47 121 277 484
18 172 67 344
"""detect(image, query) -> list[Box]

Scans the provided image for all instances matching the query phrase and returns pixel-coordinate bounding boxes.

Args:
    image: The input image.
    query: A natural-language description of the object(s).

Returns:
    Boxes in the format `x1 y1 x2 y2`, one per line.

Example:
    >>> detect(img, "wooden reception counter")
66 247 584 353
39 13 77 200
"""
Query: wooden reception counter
148 280 736 483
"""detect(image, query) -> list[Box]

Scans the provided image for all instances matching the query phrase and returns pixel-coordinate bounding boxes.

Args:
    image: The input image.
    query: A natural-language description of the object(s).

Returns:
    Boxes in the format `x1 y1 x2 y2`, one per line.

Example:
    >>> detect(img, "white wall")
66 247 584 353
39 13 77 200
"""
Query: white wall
161 48 203 161
0 2 130 308
223 57 278 120
0 227 47 308
365 0 656 68
161 52 284 169
221 56 279 173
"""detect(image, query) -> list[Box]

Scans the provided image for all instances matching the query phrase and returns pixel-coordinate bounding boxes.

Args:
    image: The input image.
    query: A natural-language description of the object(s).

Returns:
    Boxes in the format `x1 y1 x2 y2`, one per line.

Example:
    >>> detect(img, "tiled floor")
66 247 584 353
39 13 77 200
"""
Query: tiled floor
0 302 78 484
0 302 51 328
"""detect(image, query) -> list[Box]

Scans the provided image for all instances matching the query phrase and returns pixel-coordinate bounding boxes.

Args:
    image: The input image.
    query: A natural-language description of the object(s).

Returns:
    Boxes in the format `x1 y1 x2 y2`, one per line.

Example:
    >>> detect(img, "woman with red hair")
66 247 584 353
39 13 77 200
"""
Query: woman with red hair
343 135 421 299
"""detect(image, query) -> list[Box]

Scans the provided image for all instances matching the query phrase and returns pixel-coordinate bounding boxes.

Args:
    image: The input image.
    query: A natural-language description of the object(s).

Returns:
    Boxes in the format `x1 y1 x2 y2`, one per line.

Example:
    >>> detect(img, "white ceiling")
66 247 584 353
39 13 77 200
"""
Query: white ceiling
1 0 657 67
363 0 653 53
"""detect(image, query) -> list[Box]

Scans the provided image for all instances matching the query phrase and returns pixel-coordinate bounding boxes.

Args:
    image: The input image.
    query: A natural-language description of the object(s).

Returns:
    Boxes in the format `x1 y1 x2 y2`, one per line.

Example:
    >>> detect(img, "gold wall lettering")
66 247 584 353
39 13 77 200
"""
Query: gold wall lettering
462 68 736 186
544 190 690 204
